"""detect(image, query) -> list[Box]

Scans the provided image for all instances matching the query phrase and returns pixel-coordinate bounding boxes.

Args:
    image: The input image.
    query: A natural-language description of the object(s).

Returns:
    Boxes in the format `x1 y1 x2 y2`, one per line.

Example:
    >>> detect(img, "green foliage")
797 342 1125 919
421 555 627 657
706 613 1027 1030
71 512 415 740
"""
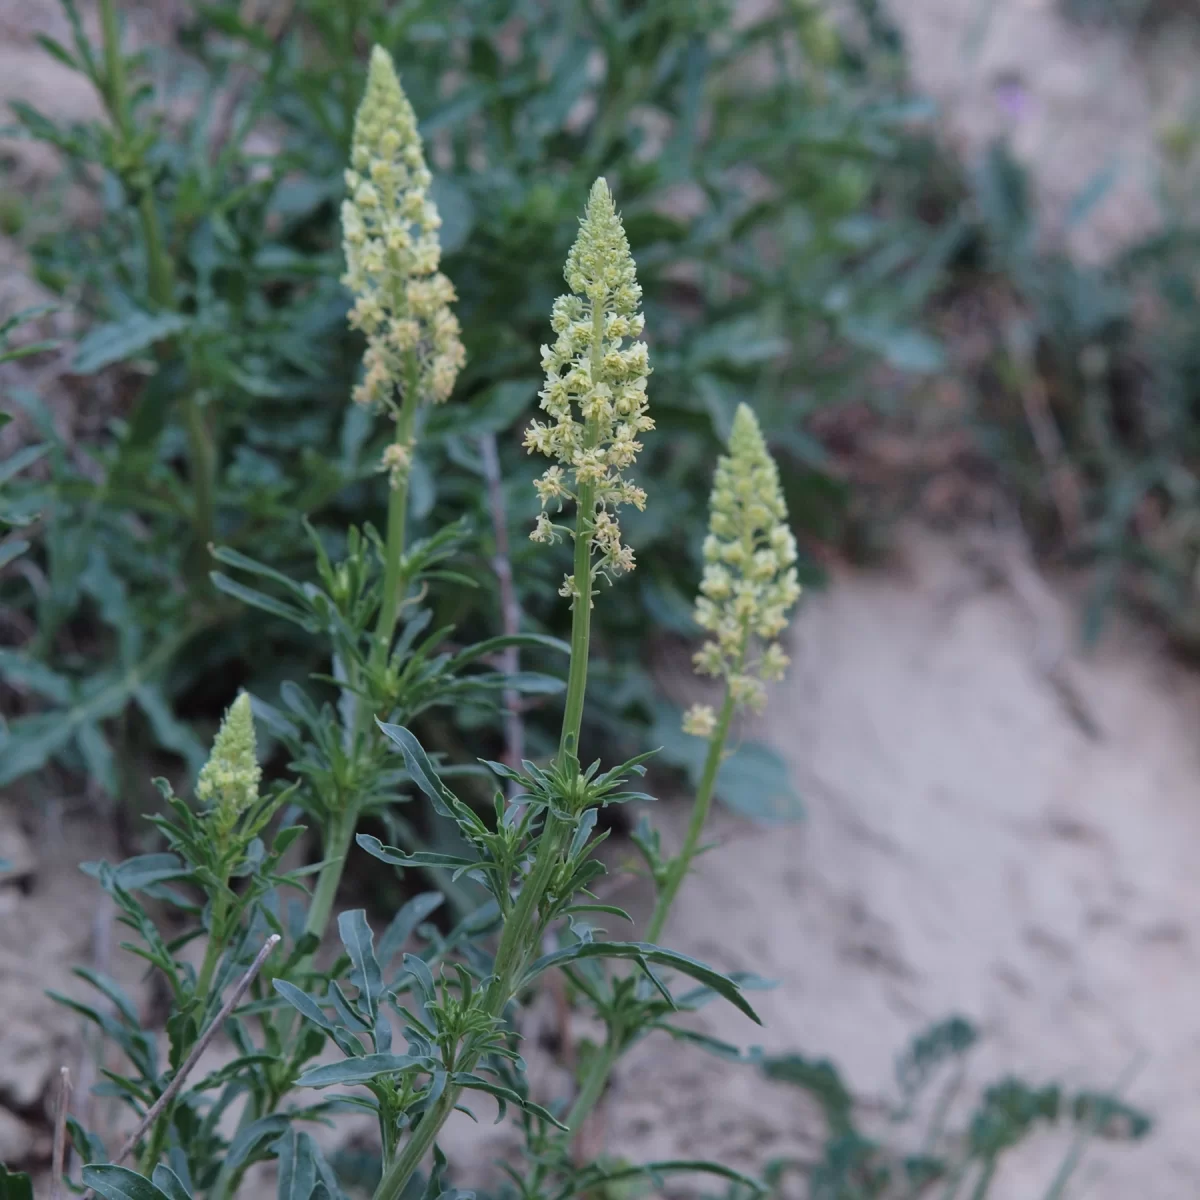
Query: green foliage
934 131 1200 649
0 1164 33 1200
745 1017 1151 1199
22 60 797 1197
0 0 941 790
0 309 56 569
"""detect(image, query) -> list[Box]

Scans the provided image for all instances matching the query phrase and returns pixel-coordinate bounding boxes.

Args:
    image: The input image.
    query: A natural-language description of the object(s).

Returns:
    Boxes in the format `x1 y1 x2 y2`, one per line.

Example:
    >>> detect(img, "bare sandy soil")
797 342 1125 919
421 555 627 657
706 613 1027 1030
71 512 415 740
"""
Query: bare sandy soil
594 527 1200 1197
884 0 1200 262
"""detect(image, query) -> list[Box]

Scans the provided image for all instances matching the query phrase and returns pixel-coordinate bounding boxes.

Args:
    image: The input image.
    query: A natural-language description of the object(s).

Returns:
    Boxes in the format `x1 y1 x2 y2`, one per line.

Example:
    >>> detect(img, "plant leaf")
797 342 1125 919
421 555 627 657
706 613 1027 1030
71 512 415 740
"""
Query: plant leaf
377 892 443 965
449 1073 568 1130
375 723 458 816
150 1165 193 1200
72 311 189 374
295 1053 429 1089
522 942 761 1024
272 980 334 1031
80 1167 172 1200
338 909 383 1022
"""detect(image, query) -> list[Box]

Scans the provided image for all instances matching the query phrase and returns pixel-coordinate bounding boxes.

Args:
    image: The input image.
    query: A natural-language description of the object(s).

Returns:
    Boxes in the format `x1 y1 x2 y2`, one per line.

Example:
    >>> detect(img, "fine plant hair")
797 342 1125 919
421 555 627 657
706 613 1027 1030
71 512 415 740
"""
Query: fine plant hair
19 51 804 1200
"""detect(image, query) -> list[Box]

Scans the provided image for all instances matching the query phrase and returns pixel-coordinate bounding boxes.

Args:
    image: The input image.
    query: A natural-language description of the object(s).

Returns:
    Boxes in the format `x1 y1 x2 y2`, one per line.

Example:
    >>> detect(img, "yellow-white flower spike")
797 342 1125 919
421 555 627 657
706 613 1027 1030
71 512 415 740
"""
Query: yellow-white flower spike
342 46 465 446
524 178 652 591
197 693 261 836
689 404 801 723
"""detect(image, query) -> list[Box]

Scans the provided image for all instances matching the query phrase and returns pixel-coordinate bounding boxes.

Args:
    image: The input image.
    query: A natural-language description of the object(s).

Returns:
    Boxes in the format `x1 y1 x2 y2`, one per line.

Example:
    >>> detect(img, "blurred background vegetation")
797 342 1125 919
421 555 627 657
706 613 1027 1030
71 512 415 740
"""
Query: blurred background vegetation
0 0 951 814
8 0 1200 807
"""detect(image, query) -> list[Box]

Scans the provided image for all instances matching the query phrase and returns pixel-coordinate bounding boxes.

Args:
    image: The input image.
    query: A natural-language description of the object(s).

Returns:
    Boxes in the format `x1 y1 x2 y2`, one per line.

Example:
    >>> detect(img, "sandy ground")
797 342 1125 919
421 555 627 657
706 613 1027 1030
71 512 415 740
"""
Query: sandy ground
582 526 1200 1197
883 0 1200 262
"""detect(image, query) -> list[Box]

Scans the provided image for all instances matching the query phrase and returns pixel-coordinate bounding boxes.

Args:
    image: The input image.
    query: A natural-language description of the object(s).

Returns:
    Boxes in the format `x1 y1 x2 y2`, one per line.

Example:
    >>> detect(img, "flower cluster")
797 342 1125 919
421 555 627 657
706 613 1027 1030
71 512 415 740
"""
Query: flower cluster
341 46 465 464
684 404 801 728
525 178 653 596
196 693 261 837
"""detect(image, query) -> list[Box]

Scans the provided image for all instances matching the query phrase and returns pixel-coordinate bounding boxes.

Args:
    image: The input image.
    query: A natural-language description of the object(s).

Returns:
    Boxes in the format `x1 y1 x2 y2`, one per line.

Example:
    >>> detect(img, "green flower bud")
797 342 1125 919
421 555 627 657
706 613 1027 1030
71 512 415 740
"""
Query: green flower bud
343 47 465 474
688 404 801 727
196 693 261 835
525 178 653 591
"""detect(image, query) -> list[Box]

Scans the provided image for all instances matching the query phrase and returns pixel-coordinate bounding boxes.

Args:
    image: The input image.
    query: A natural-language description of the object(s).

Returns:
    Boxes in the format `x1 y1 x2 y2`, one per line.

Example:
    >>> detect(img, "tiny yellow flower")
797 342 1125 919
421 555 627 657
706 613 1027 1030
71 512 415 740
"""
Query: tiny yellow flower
380 439 414 488
690 404 801 706
525 178 652 584
682 703 718 739
196 694 261 836
343 46 465 424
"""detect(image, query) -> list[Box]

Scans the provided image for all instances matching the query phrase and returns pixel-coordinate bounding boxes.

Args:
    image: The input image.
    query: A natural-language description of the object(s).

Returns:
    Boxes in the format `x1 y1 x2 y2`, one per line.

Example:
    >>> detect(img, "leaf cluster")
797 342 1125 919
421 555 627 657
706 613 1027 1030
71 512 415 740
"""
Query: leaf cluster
1 0 945 789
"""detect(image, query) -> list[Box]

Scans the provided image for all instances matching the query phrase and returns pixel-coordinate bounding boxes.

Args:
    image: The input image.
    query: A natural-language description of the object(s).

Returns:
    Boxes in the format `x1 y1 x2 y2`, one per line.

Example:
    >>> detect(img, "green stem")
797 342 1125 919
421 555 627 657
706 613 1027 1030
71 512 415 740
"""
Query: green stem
371 365 420 678
195 891 229 1000
557 673 741 1142
564 1034 620 1134
141 880 229 1174
373 1084 459 1200
98 0 131 138
139 191 174 311
556 483 596 764
183 393 215 558
645 683 736 945
137 1112 169 1175
372 460 600 1200
561 683 736 1141
99 0 173 311
302 802 358 962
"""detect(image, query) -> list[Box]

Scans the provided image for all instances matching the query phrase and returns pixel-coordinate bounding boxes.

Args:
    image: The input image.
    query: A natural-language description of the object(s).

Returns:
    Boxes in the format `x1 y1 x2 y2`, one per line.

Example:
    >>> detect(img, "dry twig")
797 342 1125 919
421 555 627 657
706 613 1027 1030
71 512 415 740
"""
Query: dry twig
51 1066 71 1200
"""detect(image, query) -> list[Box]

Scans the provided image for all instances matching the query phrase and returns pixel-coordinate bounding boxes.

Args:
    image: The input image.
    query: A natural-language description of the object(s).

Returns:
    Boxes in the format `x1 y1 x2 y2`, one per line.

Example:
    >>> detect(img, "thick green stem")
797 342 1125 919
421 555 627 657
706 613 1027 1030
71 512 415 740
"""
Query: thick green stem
560 685 737 1141
98 0 131 138
139 192 174 311
563 1034 620 1135
645 684 737 945
99 0 174 311
141 879 229 1174
137 1111 169 1175
195 891 229 1000
302 802 358 961
373 1084 459 1200
103 1 212 582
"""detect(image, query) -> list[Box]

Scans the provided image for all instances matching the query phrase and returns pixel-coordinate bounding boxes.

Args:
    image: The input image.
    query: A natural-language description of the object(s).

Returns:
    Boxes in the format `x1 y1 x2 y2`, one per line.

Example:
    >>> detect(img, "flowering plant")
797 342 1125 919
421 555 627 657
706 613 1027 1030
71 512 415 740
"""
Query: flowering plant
30 48 801 1200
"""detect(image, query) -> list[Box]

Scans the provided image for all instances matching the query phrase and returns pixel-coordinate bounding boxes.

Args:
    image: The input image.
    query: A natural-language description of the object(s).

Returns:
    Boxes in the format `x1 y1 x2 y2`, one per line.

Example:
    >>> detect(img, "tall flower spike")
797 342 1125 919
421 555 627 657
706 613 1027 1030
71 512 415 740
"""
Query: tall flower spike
525 178 653 594
684 404 801 728
342 47 465 471
197 693 261 836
